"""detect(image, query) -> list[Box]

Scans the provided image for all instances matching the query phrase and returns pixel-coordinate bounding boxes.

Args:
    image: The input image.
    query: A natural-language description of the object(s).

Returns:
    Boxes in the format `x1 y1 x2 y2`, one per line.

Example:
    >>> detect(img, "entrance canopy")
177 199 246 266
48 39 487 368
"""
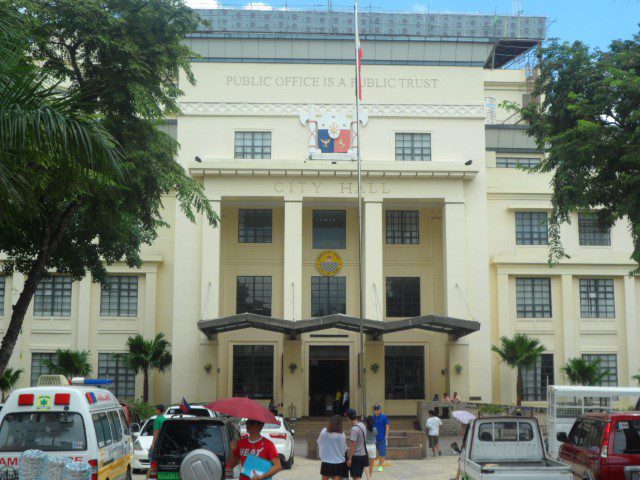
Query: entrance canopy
198 313 479 340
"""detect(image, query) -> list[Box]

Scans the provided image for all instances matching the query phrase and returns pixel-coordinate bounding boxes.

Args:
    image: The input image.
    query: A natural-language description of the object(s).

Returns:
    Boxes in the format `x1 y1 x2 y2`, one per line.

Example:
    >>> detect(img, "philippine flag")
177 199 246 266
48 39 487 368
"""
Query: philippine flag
180 397 191 414
355 0 363 101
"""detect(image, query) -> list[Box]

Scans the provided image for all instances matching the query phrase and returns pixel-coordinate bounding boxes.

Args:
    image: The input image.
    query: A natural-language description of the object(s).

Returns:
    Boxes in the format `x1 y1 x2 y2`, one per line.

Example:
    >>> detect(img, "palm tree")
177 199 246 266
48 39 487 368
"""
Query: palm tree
492 333 546 406
562 357 610 386
0 368 23 401
123 333 172 402
43 349 92 379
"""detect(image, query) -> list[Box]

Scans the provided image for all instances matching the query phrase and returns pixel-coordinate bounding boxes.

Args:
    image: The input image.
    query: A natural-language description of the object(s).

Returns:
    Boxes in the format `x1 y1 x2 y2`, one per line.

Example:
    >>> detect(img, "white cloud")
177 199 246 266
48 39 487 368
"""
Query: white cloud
185 0 221 8
412 3 429 13
243 2 274 10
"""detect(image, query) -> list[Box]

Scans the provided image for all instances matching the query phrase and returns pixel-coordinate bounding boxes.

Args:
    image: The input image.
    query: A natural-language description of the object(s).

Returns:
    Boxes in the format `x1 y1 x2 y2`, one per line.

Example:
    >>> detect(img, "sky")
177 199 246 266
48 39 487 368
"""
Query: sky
185 0 640 49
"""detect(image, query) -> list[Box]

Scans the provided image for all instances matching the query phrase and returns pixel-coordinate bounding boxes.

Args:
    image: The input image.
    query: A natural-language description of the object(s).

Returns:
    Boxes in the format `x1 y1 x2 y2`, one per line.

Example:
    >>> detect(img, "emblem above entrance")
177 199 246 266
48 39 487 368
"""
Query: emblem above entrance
316 250 343 276
300 110 368 161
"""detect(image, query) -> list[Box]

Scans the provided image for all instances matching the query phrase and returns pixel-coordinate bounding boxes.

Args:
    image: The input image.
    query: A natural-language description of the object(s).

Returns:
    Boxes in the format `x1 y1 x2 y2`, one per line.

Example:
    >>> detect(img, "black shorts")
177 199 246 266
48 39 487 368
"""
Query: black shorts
349 455 369 478
320 462 347 477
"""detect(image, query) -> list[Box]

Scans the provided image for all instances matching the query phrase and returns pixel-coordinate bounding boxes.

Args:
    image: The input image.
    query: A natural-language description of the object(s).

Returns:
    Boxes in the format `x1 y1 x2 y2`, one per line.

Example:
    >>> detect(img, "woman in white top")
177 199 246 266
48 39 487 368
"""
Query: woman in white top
317 415 348 480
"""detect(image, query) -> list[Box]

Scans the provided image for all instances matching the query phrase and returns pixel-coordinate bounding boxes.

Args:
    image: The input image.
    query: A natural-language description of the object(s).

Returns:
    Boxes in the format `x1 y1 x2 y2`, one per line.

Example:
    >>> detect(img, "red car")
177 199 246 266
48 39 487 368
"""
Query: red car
558 412 640 479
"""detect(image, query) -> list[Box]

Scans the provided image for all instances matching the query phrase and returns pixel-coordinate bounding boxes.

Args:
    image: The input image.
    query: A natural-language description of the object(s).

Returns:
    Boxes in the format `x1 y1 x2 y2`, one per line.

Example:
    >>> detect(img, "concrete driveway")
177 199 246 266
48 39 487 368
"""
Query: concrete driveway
133 456 459 480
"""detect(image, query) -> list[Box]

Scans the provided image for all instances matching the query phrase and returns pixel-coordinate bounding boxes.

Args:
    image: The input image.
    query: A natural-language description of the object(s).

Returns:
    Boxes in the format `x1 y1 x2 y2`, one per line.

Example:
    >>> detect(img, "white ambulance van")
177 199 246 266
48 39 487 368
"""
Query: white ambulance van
0 378 133 480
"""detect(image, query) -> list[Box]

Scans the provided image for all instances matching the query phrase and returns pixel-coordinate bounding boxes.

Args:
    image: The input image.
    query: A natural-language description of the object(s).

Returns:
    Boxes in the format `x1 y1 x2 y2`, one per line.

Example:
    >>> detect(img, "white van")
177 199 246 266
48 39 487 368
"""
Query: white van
0 379 133 480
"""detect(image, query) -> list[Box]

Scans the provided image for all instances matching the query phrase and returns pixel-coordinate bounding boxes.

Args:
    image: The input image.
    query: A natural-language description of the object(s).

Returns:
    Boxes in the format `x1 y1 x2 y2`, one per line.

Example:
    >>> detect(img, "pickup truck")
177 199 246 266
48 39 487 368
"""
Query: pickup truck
458 416 573 480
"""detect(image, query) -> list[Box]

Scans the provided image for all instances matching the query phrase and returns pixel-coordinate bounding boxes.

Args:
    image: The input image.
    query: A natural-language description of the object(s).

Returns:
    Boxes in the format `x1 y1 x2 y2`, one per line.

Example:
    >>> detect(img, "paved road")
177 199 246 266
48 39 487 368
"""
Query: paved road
133 456 459 480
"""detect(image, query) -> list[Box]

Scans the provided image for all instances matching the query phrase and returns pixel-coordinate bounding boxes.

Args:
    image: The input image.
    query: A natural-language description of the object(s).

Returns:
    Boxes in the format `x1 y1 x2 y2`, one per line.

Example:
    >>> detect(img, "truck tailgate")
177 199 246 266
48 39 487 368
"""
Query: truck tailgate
475 462 573 479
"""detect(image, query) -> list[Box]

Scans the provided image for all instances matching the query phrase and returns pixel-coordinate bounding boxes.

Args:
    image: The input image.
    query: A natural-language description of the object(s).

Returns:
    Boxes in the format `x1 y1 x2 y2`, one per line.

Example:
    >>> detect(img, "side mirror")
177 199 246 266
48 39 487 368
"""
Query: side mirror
290 429 295 436
556 432 568 443
130 423 140 434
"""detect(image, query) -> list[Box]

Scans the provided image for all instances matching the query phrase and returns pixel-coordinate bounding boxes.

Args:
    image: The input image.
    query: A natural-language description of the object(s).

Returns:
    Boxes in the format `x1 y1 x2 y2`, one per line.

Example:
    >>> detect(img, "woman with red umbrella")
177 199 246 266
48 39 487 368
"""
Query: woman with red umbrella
207 397 283 480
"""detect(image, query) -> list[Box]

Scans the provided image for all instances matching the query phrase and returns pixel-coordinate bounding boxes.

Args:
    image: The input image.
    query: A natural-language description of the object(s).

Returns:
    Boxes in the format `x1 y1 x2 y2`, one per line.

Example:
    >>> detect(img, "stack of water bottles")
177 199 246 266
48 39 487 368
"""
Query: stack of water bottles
19 450 92 480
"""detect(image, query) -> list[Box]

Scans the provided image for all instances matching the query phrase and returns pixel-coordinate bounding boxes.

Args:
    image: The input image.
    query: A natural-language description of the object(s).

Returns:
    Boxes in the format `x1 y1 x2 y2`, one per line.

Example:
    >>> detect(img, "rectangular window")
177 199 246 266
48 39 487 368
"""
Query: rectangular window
395 133 431 161
30 352 55 386
98 353 136 399
0 276 4 316
34 276 72 317
107 411 123 443
496 157 542 168
236 276 272 316
580 279 615 318
311 276 346 317
521 353 554 401
385 346 425 400
386 277 420 317
516 278 552 318
238 209 272 243
234 131 271 159
579 213 611 246
386 211 419 245
100 276 138 317
582 354 618 387
313 210 346 249
233 345 274 399
515 211 548 245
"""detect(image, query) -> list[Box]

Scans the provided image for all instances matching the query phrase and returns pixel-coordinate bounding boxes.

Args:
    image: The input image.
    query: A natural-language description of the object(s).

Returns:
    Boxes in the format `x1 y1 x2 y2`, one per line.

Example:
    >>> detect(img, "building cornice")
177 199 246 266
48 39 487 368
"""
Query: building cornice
179 102 486 119
189 160 478 179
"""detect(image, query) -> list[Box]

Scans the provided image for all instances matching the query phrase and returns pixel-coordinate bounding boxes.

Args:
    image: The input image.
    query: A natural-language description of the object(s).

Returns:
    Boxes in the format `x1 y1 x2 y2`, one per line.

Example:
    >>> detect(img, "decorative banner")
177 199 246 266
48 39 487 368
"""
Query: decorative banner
316 251 343 276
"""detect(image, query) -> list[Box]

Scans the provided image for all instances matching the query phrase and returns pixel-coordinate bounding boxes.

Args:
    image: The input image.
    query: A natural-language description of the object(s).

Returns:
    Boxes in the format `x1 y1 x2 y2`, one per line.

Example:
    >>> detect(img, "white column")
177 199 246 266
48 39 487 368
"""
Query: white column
624 276 639 384
561 274 576 361
283 200 303 320
442 202 467 317
364 201 384 321
77 276 91 350
144 271 157 339
201 199 221 321
496 272 513 403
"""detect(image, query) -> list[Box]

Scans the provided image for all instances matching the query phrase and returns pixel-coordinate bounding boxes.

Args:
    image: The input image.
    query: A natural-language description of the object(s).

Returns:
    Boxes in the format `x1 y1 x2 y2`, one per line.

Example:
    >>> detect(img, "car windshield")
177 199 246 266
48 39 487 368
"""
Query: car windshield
157 423 224 459
0 412 86 452
263 423 281 430
614 420 640 454
141 418 155 436
167 407 210 417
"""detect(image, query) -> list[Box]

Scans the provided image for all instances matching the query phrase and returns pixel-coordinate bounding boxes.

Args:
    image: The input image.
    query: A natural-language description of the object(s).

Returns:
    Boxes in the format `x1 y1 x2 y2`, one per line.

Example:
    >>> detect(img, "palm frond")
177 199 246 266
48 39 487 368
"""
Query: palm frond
43 349 92 378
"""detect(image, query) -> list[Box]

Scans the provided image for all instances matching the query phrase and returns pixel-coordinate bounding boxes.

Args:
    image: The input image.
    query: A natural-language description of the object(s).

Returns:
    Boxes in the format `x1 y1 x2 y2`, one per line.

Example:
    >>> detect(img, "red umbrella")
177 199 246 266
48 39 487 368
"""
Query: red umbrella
205 397 278 424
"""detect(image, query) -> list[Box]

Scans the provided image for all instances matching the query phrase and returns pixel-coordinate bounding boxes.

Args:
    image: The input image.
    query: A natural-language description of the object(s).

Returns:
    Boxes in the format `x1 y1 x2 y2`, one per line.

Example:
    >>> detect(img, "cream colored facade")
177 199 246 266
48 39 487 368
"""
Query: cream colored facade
1 9 638 415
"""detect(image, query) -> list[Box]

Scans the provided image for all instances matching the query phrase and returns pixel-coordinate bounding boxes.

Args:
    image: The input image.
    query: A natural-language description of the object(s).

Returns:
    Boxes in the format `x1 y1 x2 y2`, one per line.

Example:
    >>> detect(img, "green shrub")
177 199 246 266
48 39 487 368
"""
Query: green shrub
478 404 506 415
128 399 155 420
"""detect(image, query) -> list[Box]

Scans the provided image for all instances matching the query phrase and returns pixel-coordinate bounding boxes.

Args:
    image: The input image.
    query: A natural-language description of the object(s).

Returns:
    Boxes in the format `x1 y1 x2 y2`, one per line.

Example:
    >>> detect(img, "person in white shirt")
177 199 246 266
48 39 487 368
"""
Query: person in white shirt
317 415 348 480
426 410 443 457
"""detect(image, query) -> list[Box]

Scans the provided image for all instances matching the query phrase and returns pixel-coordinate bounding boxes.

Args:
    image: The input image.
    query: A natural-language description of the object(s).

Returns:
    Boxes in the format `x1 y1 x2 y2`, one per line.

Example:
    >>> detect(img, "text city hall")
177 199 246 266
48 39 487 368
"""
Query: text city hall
273 181 391 194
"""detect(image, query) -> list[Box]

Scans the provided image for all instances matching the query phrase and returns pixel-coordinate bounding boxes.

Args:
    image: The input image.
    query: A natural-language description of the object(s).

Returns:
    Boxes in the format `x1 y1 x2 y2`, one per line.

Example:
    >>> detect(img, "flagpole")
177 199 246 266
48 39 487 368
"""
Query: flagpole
354 0 366 420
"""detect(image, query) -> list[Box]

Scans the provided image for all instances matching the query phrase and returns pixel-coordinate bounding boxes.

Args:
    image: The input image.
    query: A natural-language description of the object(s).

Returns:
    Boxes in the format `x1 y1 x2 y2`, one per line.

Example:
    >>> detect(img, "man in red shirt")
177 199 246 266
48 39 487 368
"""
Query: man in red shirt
230 419 282 480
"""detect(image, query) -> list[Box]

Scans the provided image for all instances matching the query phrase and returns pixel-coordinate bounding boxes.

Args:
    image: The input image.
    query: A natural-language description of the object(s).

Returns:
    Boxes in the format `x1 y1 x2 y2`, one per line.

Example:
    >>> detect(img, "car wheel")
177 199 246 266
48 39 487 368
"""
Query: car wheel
125 468 132 480
282 453 293 470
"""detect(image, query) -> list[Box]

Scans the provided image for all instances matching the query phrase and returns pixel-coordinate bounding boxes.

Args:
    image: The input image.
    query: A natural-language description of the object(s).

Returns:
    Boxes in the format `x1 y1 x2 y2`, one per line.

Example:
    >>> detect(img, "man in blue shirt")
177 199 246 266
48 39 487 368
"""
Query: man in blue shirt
373 404 390 472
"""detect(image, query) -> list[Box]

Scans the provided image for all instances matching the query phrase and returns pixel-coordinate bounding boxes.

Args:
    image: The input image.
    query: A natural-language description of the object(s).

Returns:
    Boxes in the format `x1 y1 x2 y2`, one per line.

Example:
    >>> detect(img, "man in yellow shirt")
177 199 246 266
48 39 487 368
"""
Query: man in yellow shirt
334 389 342 416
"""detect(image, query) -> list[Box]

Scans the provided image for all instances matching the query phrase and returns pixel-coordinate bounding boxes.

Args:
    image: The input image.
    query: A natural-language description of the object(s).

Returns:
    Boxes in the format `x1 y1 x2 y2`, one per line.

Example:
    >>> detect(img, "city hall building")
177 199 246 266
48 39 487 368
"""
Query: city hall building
2 8 639 416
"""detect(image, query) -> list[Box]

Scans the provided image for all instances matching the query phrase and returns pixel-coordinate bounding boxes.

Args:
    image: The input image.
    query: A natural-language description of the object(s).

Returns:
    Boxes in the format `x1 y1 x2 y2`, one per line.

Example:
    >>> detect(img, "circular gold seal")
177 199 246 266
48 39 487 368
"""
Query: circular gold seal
316 250 343 276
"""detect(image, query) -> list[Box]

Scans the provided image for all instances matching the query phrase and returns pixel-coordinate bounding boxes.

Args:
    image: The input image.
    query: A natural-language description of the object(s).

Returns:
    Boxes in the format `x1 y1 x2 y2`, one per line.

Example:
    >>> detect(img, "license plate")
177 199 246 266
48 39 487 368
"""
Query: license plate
158 473 181 480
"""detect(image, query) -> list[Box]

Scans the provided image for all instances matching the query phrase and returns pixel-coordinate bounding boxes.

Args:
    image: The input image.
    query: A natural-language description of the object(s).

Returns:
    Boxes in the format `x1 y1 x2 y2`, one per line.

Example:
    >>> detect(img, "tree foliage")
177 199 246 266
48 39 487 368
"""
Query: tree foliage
561 357 609 386
510 31 640 270
43 349 93 378
0 367 23 401
492 333 546 405
123 333 172 402
0 0 218 375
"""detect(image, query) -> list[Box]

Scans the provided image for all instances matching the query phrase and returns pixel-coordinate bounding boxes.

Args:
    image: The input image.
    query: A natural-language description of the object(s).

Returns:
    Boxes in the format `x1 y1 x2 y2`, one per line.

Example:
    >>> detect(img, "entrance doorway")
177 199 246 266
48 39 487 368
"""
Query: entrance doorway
309 345 349 417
